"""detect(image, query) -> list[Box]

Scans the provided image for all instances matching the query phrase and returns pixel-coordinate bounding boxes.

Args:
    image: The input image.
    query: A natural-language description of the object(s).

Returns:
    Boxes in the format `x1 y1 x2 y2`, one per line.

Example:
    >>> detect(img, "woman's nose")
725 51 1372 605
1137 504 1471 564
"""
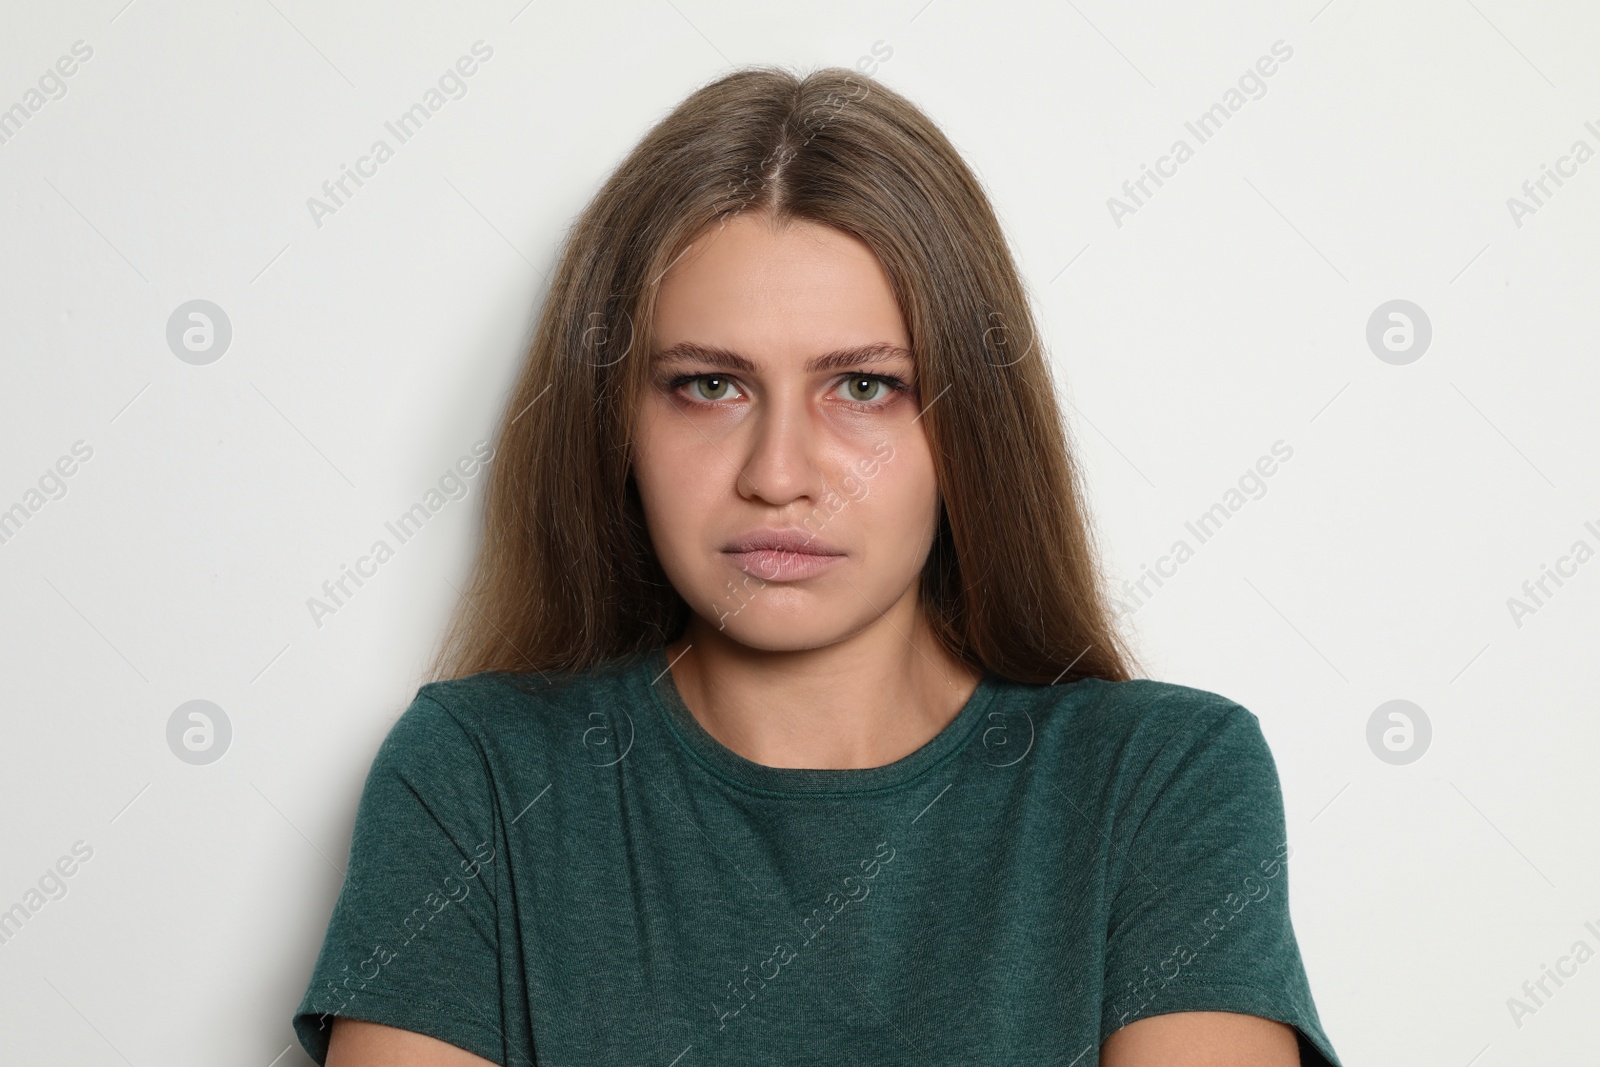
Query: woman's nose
735 386 824 506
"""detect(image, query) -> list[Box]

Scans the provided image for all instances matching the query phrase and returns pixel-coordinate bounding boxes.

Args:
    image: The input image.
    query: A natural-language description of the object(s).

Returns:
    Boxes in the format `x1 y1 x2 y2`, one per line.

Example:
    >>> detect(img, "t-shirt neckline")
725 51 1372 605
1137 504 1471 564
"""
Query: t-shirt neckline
639 643 1001 796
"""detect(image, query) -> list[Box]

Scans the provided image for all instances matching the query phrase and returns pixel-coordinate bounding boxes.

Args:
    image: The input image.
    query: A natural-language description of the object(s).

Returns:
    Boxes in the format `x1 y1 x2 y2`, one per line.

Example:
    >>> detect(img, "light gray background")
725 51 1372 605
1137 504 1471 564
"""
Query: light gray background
3 1 1597 1064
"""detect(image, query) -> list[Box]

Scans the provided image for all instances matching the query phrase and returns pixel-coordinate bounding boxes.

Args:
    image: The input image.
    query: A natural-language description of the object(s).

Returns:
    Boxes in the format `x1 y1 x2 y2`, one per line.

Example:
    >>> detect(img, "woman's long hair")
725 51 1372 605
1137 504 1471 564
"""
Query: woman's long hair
427 66 1140 686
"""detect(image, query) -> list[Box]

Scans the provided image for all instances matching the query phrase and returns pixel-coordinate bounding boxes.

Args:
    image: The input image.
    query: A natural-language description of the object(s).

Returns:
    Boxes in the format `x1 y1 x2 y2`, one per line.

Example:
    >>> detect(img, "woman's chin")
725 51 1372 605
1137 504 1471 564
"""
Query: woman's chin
698 609 854 654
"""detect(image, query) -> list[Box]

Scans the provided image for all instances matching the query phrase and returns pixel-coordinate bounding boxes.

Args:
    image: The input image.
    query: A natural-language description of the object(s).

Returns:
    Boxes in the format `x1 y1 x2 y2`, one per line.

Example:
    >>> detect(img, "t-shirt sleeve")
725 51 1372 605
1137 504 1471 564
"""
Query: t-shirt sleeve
292 691 507 1065
1099 691 1342 1067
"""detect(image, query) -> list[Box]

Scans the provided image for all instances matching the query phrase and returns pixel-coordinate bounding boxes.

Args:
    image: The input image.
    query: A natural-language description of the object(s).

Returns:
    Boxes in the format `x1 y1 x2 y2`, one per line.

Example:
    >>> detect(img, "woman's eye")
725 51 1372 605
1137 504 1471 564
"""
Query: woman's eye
837 376 890 404
672 373 902 407
686 375 738 401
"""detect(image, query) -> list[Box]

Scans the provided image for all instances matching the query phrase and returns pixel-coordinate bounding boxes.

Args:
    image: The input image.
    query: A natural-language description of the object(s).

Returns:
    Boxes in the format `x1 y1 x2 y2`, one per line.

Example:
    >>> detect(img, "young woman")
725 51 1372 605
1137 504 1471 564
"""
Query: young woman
292 67 1342 1067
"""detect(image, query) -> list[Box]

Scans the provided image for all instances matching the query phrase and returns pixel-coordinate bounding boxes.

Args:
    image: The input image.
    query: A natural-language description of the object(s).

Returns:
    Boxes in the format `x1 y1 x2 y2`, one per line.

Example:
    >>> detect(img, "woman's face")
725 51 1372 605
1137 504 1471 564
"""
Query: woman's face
633 212 941 651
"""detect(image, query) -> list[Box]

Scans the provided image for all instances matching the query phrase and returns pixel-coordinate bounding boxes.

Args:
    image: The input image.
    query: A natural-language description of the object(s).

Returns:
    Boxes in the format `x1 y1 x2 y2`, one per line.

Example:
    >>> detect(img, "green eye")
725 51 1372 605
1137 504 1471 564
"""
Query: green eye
690 376 734 401
840 377 887 403
666 371 907 408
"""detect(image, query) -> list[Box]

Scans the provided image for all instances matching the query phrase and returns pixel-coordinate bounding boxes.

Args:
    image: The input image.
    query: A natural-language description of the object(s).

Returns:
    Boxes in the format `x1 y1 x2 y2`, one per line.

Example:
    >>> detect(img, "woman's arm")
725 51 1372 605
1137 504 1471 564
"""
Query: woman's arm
326 998 1298 1065
1102 1010 1301 1066
326 1018 501 1067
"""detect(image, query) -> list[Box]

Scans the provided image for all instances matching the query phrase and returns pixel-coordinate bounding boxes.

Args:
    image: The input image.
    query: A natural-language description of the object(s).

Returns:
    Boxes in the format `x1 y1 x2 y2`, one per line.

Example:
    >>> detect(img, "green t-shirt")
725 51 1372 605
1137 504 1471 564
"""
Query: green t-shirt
293 645 1342 1066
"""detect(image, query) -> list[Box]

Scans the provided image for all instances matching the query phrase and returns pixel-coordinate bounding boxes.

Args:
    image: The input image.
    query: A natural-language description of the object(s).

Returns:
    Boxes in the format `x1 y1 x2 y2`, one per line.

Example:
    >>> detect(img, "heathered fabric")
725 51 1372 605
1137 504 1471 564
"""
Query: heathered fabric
293 644 1341 1066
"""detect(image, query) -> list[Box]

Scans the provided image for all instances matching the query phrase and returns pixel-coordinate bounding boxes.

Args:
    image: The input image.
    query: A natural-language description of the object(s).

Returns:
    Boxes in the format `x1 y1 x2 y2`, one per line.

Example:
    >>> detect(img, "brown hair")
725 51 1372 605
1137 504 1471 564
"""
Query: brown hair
427 65 1139 686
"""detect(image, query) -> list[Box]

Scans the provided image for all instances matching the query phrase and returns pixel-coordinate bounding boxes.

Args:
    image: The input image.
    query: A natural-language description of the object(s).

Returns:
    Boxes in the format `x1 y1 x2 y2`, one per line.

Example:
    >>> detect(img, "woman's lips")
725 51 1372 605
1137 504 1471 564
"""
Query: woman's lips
723 547 845 581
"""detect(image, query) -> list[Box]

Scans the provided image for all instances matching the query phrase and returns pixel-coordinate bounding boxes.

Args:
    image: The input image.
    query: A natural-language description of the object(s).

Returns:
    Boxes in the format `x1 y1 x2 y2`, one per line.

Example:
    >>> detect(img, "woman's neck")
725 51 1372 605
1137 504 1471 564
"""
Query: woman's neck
662 606 982 772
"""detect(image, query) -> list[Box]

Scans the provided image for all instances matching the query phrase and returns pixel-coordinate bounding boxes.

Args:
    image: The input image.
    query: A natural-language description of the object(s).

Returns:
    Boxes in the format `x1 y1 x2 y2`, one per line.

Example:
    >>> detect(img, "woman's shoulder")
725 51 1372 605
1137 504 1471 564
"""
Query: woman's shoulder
384 653 647 758
1020 673 1257 730
1009 675 1288 841
1007 673 1271 771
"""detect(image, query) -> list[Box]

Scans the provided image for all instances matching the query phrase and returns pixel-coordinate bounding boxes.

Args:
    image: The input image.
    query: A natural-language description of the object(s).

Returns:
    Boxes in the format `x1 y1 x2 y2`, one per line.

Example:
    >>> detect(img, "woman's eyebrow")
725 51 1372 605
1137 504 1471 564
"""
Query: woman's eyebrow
650 341 913 374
